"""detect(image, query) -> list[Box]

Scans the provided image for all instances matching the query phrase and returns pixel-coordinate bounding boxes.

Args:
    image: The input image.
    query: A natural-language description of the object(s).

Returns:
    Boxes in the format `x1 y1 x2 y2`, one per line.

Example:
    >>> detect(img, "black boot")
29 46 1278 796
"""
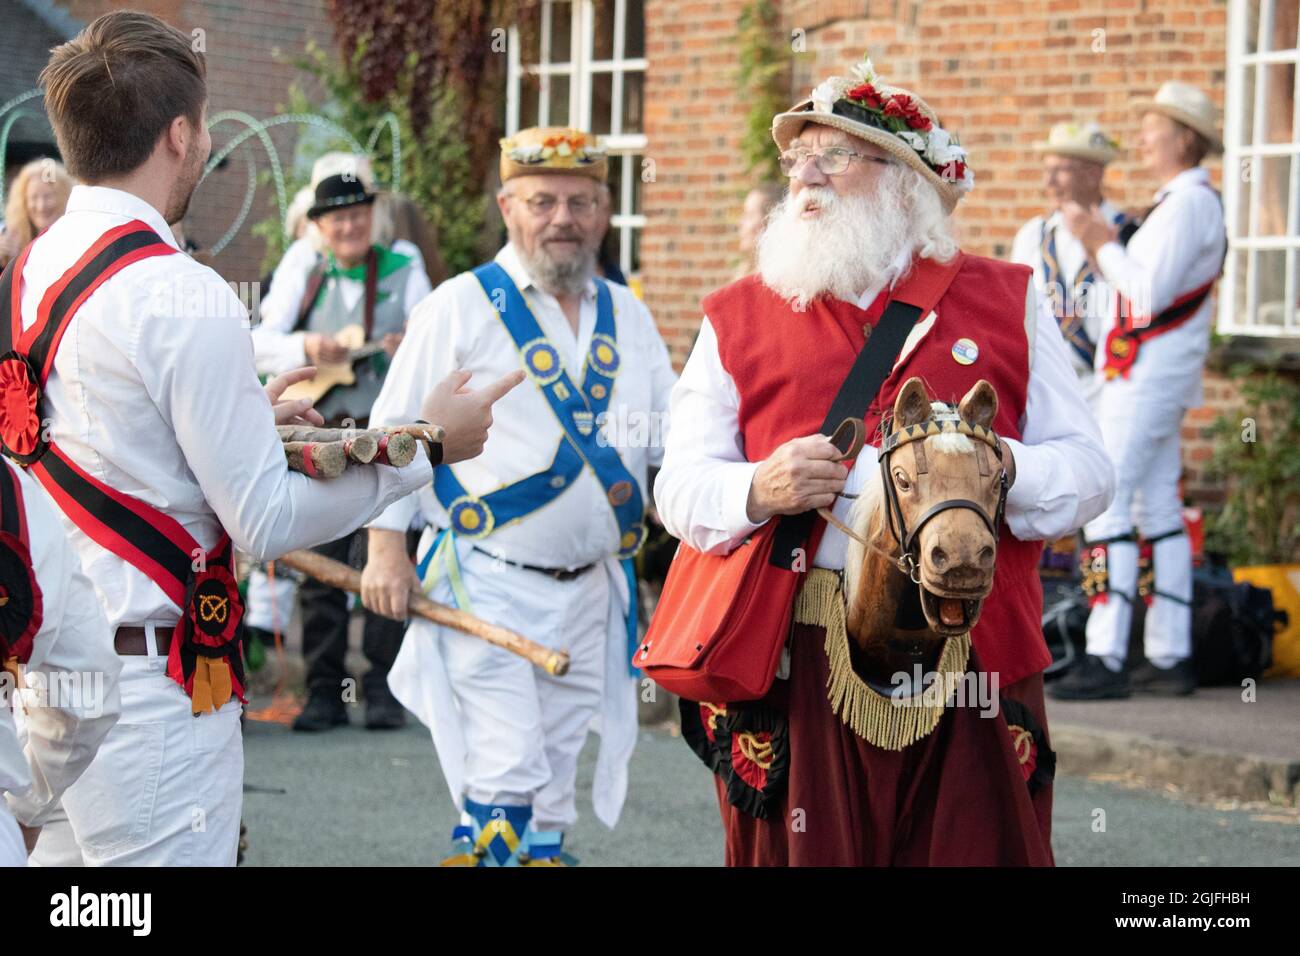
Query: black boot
292 688 349 732
1048 654 1131 700
1130 658 1196 696
364 684 407 730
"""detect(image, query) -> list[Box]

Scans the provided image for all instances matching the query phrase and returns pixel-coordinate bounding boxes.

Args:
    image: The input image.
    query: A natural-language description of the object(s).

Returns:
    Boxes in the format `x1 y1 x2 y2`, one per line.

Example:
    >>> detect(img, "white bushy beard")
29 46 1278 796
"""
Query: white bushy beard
756 165 948 310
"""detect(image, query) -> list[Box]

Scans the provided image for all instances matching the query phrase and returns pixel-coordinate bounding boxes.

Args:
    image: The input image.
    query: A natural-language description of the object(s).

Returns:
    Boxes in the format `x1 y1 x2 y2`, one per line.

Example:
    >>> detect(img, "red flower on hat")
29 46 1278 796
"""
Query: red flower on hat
884 94 932 132
0 354 41 458
846 83 885 109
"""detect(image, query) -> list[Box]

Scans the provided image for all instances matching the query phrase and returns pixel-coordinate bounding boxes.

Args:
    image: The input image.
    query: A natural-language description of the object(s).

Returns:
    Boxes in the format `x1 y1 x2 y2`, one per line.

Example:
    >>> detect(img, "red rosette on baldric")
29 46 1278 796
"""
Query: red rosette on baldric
185 562 243 650
1101 327 1137 379
0 529 43 664
0 351 45 465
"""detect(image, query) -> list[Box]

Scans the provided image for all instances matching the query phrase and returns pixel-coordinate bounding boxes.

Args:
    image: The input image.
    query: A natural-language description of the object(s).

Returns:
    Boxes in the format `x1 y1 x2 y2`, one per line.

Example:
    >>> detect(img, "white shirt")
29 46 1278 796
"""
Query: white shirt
654 260 1115 565
1 462 122 828
20 186 433 631
369 242 677 569
251 236 433 376
1011 199 1125 403
1094 167 1226 408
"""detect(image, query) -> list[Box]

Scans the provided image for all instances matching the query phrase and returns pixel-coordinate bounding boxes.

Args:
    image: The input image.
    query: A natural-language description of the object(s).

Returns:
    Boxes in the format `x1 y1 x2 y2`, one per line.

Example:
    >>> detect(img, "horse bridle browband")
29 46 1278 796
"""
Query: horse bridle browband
877 411 1009 583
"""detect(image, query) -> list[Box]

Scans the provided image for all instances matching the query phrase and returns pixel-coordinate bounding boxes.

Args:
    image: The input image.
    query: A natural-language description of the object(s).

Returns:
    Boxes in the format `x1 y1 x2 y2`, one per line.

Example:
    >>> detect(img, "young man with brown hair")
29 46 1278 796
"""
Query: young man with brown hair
1 10 517 866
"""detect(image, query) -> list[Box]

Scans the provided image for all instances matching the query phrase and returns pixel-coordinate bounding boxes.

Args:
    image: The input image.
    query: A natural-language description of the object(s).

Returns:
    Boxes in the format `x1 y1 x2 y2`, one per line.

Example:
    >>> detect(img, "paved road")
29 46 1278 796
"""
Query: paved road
240 715 1300 866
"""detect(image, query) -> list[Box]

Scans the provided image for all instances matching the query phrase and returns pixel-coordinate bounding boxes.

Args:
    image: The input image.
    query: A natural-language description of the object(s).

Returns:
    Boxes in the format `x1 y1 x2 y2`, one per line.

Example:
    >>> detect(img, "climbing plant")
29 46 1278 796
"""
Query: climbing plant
736 0 790 184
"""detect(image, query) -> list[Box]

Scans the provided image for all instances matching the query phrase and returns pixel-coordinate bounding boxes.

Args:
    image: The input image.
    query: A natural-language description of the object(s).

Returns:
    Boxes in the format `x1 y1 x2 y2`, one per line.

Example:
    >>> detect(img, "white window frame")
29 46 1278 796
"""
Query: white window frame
506 0 648 277
1222 0 1300 336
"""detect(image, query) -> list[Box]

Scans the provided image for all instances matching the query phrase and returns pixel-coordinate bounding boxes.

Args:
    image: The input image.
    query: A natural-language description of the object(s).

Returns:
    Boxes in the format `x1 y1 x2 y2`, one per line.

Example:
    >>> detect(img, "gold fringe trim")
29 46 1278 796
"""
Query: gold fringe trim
793 568 971 751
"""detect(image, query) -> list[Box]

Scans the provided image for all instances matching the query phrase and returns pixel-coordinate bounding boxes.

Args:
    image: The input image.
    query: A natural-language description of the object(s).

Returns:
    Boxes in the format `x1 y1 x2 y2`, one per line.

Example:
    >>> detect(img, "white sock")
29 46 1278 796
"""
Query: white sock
1149 656 1184 669
1100 655 1125 672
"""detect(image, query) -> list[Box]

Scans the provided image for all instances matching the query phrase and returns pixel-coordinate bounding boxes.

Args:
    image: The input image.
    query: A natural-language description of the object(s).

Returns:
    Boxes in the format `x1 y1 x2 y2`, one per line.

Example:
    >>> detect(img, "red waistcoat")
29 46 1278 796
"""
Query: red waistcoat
704 254 1050 687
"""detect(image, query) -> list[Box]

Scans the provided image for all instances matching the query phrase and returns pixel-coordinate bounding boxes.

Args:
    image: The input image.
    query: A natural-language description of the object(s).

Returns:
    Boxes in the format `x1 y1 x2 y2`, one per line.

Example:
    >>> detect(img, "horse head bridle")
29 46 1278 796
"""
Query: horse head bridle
877 408 1009 584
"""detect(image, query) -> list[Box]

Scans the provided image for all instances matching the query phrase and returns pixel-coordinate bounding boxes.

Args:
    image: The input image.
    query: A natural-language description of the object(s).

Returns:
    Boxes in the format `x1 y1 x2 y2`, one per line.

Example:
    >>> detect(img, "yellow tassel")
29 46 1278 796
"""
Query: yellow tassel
190 657 214 716
208 657 233 711
794 568 971 751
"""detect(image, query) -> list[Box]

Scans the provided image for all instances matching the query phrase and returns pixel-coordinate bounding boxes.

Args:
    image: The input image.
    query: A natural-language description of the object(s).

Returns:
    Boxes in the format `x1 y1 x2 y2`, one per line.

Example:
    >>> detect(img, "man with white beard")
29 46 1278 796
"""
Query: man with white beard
652 59 1113 865
360 126 676 865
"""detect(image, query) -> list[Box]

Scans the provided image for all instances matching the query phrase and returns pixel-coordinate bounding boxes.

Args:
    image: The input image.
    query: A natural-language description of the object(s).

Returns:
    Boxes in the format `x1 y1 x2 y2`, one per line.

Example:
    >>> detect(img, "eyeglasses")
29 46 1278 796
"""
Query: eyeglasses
516 193 600 218
778 146 895 177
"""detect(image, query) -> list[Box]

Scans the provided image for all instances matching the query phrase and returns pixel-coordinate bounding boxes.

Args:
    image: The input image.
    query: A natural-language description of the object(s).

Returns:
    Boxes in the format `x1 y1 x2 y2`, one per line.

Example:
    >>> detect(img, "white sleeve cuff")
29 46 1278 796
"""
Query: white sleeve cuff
723 460 768 540
1000 436 1055 541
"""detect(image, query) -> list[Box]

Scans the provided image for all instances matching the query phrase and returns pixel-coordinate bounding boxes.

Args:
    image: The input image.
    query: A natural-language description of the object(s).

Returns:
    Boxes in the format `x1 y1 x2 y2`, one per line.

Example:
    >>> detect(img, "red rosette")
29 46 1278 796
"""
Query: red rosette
730 730 774 792
0 529 43 663
0 352 43 461
1101 327 1137 378
185 563 243 648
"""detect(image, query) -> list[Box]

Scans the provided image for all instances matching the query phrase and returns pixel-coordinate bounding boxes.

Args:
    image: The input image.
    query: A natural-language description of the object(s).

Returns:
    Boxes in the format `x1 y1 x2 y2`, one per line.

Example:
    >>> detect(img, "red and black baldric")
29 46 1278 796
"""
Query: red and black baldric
0 460 42 665
1101 278 1216 380
0 222 246 711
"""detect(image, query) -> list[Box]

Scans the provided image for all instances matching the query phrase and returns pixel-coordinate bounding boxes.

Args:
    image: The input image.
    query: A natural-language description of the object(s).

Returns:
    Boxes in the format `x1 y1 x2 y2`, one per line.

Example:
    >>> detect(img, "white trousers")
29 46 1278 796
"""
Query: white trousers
29 634 243 867
1084 378 1193 662
394 547 610 831
0 806 25 866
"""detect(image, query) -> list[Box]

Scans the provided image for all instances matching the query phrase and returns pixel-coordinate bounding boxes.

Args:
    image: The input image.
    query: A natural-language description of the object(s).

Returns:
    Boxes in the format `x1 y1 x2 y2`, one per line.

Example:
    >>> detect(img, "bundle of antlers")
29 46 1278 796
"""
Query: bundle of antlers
278 424 445 479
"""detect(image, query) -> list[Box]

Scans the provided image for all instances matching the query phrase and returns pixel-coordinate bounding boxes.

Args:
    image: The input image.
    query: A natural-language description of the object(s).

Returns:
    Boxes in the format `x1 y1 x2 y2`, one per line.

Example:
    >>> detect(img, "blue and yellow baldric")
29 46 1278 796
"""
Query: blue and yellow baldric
421 261 645 673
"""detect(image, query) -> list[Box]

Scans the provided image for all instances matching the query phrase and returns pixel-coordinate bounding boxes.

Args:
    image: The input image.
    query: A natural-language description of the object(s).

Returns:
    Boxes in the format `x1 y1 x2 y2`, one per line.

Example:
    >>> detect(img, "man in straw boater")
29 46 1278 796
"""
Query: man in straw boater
0 457 122 865
252 153 434 733
1011 121 1127 409
0 10 516 866
361 126 676 866
1051 82 1227 701
650 57 1114 865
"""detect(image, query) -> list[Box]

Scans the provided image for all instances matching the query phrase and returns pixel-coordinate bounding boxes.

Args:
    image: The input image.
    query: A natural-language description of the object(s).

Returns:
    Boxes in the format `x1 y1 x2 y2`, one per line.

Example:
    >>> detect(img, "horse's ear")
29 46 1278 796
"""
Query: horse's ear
958 379 998 430
892 377 931 429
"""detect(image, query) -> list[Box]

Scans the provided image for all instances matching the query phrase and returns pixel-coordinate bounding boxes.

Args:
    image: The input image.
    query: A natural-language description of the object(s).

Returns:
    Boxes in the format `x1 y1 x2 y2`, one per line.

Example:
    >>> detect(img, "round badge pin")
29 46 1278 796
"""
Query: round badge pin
951 338 979 366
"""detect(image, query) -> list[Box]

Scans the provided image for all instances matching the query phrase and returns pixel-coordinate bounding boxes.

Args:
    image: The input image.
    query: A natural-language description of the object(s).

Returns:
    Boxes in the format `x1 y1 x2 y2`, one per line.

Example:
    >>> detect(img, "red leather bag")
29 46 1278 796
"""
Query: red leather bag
635 255 965 702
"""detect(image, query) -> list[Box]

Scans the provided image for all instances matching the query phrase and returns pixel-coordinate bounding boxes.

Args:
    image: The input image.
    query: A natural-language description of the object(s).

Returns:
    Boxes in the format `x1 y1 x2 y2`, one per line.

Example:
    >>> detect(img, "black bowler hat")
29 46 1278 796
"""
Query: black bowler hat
306 173 376 219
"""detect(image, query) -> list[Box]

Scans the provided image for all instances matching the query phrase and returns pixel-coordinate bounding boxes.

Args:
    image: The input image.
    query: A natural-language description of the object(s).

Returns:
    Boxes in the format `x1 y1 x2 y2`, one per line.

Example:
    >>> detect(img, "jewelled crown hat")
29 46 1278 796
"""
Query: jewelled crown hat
771 56 972 213
499 127 609 184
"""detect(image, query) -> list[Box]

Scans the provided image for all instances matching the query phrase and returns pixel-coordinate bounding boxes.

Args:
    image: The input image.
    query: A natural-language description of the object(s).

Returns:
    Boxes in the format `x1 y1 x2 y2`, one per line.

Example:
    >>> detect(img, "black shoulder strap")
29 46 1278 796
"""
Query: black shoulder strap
292 258 329 332
768 297 924 569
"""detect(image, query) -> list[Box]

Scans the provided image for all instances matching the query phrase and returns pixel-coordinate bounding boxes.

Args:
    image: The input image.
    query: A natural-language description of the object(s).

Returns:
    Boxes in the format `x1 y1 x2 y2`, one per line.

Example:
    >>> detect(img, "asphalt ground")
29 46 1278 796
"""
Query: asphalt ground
240 715 1300 867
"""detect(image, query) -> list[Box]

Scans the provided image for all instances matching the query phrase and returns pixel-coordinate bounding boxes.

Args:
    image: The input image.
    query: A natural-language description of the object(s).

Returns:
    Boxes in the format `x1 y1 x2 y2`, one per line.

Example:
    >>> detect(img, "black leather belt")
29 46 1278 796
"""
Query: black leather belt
114 625 173 656
469 545 595 582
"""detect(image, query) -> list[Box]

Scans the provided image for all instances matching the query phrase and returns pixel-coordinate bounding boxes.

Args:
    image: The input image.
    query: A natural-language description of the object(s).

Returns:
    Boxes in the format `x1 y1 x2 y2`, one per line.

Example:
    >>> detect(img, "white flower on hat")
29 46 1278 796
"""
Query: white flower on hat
898 130 927 152
811 77 851 114
849 56 877 85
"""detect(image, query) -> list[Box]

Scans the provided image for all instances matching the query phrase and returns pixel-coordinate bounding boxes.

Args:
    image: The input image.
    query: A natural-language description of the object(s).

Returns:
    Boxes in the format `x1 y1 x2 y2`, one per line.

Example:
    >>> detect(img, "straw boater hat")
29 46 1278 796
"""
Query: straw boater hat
499 127 608 184
771 56 972 213
1132 81 1224 155
1032 121 1121 165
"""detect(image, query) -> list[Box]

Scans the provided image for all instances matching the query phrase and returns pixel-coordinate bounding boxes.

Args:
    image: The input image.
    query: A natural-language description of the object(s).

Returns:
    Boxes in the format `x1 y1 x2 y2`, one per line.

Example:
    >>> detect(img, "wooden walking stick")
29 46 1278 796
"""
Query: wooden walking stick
275 549 570 677
283 441 348 478
277 426 380 463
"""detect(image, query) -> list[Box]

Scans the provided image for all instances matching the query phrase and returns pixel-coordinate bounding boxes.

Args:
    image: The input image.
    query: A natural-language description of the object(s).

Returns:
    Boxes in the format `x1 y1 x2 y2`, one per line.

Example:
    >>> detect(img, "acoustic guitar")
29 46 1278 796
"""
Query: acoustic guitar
281 324 388 406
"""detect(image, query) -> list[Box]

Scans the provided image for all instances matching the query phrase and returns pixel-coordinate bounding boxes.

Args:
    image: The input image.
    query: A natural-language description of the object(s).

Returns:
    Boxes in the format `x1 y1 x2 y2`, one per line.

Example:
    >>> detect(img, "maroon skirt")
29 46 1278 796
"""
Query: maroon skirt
695 621 1055 867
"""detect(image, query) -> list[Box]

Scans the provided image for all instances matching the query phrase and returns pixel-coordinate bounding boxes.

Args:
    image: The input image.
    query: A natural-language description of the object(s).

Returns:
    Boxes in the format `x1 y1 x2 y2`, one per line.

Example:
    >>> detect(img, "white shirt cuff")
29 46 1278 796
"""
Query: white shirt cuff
1000 436 1053 541
724 460 768 540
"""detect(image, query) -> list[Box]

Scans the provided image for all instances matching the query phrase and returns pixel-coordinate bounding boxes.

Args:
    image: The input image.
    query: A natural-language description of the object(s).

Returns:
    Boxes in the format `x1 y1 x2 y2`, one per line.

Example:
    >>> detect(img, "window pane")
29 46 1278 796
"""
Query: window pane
1239 65 1258 147
1256 249 1289 326
550 1 573 64
519 7 541 64
519 72 541 129
622 70 645 134
629 226 641 274
591 70 614 135
1229 249 1251 323
1235 165 1253 238
1261 61 1296 144
626 0 645 58
545 74 571 126
1254 155 1292 237
607 150 625 214
593 0 616 60
630 153 644 214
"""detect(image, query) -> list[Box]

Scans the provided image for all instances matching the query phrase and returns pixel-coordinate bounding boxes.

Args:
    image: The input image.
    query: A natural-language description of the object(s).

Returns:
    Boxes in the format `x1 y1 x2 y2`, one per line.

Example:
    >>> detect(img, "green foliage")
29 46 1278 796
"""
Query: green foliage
1205 365 1300 565
736 0 789 184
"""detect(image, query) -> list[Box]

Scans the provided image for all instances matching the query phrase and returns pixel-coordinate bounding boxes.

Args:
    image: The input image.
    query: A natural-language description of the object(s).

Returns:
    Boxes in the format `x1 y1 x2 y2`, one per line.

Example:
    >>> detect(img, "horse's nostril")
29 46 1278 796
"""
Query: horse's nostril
979 546 994 569
930 547 948 569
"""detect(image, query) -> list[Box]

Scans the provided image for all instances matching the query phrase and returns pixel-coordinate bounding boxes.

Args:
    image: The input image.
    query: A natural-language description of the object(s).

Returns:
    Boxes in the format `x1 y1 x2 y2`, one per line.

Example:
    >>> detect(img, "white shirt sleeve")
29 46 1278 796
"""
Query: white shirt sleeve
1094 187 1224 318
138 269 432 560
1000 289 1115 541
653 317 766 555
366 287 461 533
393 239 434 317
5 467 122 827
633 297 678 471
250 239 318 375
